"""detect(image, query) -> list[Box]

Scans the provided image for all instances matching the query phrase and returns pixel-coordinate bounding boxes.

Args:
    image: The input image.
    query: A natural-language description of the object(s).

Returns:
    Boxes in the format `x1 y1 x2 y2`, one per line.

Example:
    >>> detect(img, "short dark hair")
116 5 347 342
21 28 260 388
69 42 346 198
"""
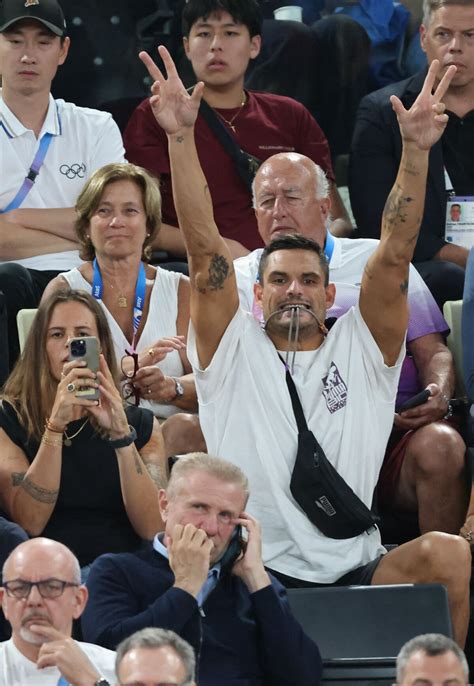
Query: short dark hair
396 633 469 683
182 0 262 38
258 234 329 286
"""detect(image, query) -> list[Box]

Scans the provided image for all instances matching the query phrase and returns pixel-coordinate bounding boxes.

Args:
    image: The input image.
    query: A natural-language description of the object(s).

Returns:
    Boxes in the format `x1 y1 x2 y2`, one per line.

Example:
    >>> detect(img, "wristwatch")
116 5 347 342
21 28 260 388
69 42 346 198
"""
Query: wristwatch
95 679 110 686
107 425 137 448
172 376 184 400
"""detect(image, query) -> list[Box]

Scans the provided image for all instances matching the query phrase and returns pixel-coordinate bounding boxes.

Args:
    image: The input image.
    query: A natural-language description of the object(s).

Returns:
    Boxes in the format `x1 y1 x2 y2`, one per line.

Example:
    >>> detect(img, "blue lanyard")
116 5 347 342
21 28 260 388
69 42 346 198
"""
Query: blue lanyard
0 132 53 213
92 258 146 351
324 231 334 262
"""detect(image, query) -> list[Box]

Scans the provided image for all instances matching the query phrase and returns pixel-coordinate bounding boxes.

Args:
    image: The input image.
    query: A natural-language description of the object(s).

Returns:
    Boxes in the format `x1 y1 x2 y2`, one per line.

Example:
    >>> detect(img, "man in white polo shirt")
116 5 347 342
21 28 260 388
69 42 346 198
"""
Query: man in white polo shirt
0 0 125 381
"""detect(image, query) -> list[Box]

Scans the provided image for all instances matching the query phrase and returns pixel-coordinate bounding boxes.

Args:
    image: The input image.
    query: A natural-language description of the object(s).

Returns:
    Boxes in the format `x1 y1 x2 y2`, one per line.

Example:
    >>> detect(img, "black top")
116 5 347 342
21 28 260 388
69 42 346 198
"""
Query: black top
443 109 474 196
0 402 154 566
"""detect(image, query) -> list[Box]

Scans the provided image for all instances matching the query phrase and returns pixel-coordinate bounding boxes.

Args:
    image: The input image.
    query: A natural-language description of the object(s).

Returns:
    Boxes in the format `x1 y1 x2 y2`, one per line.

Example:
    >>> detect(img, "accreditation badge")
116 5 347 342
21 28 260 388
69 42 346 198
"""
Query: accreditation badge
445 196 474 249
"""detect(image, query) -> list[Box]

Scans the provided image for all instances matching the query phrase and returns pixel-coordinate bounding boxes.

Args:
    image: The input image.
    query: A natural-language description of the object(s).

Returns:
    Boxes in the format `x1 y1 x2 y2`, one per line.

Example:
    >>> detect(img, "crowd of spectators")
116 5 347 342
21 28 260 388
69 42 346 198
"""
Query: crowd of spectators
1 0 474 683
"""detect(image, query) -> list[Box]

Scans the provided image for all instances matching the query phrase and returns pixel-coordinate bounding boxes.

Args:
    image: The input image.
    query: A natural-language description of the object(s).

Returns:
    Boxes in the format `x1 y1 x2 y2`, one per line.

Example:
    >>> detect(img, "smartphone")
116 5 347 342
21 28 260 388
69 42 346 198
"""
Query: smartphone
68 336 100 401
220 525 247 573
397 388 431 413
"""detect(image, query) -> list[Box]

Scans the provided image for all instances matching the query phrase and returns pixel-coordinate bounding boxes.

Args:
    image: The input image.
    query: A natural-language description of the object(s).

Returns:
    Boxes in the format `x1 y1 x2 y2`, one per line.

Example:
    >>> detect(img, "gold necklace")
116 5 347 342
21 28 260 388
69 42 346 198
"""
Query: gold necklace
213 93 247 133
63 418 89 447
107 280 128 308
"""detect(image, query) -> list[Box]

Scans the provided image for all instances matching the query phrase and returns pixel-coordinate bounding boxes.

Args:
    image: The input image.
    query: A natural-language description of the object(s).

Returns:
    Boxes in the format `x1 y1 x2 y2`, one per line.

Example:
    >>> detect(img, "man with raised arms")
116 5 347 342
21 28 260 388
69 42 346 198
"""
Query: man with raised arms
139 46 471 645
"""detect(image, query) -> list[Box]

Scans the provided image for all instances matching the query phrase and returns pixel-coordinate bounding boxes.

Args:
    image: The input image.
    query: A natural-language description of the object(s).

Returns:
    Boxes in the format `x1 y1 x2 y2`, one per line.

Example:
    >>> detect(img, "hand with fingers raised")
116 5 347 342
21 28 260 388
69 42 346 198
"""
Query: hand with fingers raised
139 45 205 135
390 59 456 150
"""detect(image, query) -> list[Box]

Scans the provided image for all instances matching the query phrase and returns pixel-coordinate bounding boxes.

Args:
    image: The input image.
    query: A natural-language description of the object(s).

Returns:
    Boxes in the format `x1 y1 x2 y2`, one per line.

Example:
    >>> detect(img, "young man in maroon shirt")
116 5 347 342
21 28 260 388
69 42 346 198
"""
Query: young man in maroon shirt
124 0 352 259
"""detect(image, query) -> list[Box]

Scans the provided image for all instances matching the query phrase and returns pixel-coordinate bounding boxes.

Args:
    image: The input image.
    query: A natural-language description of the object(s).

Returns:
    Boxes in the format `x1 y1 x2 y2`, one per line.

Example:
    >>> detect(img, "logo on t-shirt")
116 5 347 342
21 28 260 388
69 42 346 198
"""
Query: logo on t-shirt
60 163 86 179
322 362 347 413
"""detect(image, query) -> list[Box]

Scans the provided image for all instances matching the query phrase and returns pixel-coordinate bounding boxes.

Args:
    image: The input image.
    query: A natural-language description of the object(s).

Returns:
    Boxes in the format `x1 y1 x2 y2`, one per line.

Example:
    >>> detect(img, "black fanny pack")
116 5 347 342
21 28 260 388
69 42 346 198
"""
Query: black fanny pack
284 365 379 540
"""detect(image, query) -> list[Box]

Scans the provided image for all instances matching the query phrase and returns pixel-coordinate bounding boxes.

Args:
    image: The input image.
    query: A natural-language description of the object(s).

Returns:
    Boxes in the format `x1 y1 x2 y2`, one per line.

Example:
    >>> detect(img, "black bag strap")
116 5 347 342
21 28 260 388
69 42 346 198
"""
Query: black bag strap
199 99 258 192
282 363 310 435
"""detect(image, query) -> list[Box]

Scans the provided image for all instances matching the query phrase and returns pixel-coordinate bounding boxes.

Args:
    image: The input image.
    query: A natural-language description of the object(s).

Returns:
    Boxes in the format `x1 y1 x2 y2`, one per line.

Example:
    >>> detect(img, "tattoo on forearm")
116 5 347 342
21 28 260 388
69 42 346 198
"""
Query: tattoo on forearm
133 452 143 475
176 135 184 143
383 189 414 228
400 279 409 295
11 472 59 504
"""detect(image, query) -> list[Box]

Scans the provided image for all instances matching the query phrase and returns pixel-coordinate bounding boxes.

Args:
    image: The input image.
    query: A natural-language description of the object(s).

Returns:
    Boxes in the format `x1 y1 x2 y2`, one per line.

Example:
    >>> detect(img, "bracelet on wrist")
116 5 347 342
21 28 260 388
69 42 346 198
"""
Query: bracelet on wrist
45 418 65 434
107 425 137 448
41 432 63 447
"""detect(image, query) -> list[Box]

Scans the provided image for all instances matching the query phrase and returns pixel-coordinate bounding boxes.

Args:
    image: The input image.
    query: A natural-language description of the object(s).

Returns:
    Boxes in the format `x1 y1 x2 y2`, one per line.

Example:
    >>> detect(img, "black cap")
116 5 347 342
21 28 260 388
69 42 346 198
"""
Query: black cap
0 0 67 36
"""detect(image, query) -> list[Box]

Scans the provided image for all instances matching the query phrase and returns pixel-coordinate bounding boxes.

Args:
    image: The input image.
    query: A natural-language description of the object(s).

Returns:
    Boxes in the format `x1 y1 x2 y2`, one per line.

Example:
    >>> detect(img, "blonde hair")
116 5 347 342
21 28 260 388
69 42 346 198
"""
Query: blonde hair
167 453 249 503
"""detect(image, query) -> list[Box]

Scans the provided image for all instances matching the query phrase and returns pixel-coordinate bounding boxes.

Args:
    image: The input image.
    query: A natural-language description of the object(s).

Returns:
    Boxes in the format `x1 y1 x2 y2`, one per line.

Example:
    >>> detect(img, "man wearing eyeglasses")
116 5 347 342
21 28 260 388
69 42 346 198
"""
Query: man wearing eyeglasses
115 627 196 686
0 537 115 685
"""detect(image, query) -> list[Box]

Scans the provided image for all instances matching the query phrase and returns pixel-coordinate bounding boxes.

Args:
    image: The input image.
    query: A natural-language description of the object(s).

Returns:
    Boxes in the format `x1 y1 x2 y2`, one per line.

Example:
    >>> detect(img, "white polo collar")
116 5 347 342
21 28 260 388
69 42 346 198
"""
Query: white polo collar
0 90 61 139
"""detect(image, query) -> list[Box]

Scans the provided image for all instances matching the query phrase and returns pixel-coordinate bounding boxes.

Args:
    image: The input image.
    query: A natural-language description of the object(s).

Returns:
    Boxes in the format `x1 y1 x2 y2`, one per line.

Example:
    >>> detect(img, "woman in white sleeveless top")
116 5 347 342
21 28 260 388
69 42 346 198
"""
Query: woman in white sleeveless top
43 162 204 455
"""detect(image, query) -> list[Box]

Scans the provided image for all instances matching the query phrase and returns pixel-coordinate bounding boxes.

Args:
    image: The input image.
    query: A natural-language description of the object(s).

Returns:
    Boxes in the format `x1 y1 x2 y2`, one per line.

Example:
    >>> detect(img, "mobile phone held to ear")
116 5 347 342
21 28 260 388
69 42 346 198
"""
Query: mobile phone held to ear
68 336 100 401
397 388 431 413
220 525 247 574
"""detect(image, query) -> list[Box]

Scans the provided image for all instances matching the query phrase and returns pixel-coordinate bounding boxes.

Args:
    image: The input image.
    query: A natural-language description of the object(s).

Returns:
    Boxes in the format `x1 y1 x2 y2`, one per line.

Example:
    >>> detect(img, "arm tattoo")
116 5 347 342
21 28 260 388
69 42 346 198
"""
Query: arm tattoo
11 472 59 504
383 189 414 229
133 452 143 476
400 278 409 295
176 135 184 143
195 253 232 294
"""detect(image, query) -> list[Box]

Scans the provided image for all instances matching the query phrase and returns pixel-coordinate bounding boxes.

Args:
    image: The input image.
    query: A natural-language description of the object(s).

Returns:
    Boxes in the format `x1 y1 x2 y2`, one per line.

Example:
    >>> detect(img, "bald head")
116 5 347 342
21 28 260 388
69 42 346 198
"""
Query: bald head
2 537 80 583
253 153 329 204
252 152 330 247
1 538 87 660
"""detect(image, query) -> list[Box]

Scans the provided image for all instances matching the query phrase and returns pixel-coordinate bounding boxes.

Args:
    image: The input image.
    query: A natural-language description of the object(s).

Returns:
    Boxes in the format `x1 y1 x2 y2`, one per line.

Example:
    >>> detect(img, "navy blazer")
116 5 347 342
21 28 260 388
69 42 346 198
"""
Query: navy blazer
349 69 447 262
81 544 322 686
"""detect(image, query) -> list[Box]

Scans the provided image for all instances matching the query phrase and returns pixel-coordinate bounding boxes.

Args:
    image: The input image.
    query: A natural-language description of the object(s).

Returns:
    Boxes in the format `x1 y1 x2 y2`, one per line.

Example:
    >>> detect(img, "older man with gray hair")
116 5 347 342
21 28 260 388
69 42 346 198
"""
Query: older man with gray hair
82 452 322 686
395 633 469 685
115 627 196 686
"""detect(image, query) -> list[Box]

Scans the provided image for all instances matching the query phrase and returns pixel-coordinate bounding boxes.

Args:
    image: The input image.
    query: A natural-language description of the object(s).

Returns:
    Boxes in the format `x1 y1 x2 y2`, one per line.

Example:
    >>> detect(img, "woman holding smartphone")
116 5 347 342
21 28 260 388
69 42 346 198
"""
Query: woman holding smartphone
43 162 203 456
0 289 166 571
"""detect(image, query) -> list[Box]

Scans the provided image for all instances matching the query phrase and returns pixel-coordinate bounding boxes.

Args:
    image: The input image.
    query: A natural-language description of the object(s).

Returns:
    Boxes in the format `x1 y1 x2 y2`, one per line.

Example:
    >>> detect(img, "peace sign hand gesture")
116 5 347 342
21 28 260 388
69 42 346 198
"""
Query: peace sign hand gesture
390 59 456 151
139 45 204 135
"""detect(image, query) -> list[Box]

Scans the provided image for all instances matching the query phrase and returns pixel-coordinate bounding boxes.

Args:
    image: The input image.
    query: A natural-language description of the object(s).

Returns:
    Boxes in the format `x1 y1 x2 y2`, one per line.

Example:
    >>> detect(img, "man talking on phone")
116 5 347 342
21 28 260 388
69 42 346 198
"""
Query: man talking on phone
81 453 322 686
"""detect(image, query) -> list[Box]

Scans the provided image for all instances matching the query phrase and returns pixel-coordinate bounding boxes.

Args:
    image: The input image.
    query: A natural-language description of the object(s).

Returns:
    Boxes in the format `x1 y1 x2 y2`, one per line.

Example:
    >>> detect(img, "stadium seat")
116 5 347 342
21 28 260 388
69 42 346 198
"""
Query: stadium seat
16 309 37 352
287 583 453 684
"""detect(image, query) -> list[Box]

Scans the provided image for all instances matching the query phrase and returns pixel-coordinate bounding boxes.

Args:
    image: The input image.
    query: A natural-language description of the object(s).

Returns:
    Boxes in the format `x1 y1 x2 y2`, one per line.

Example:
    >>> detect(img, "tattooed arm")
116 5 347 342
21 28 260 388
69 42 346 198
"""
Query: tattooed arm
359 60 456 366
139 46 239 368
0 427 61 536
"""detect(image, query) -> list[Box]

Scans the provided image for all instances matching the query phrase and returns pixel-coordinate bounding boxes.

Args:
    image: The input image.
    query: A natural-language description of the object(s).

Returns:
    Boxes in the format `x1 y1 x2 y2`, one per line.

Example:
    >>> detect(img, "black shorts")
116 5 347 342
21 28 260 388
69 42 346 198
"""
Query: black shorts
267 554 384 589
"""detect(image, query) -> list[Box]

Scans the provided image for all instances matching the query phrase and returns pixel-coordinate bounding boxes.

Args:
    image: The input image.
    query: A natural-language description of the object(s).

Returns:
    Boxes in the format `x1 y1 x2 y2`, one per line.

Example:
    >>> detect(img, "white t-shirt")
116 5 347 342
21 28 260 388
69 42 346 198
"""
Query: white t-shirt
188 306 404 583
62 266 184 418
0 637 116 685
0 91 125 270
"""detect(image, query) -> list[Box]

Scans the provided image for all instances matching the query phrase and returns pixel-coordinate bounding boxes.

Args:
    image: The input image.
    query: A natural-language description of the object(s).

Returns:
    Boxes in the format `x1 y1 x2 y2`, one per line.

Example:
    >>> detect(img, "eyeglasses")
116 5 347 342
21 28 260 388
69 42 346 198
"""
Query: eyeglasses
121 350 140 407
3 578 79 600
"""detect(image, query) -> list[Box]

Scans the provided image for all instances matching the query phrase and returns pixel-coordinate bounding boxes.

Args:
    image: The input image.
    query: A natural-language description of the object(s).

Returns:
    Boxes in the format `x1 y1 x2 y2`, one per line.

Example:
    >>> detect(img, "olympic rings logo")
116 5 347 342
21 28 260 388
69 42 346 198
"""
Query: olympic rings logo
60 163 86 179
